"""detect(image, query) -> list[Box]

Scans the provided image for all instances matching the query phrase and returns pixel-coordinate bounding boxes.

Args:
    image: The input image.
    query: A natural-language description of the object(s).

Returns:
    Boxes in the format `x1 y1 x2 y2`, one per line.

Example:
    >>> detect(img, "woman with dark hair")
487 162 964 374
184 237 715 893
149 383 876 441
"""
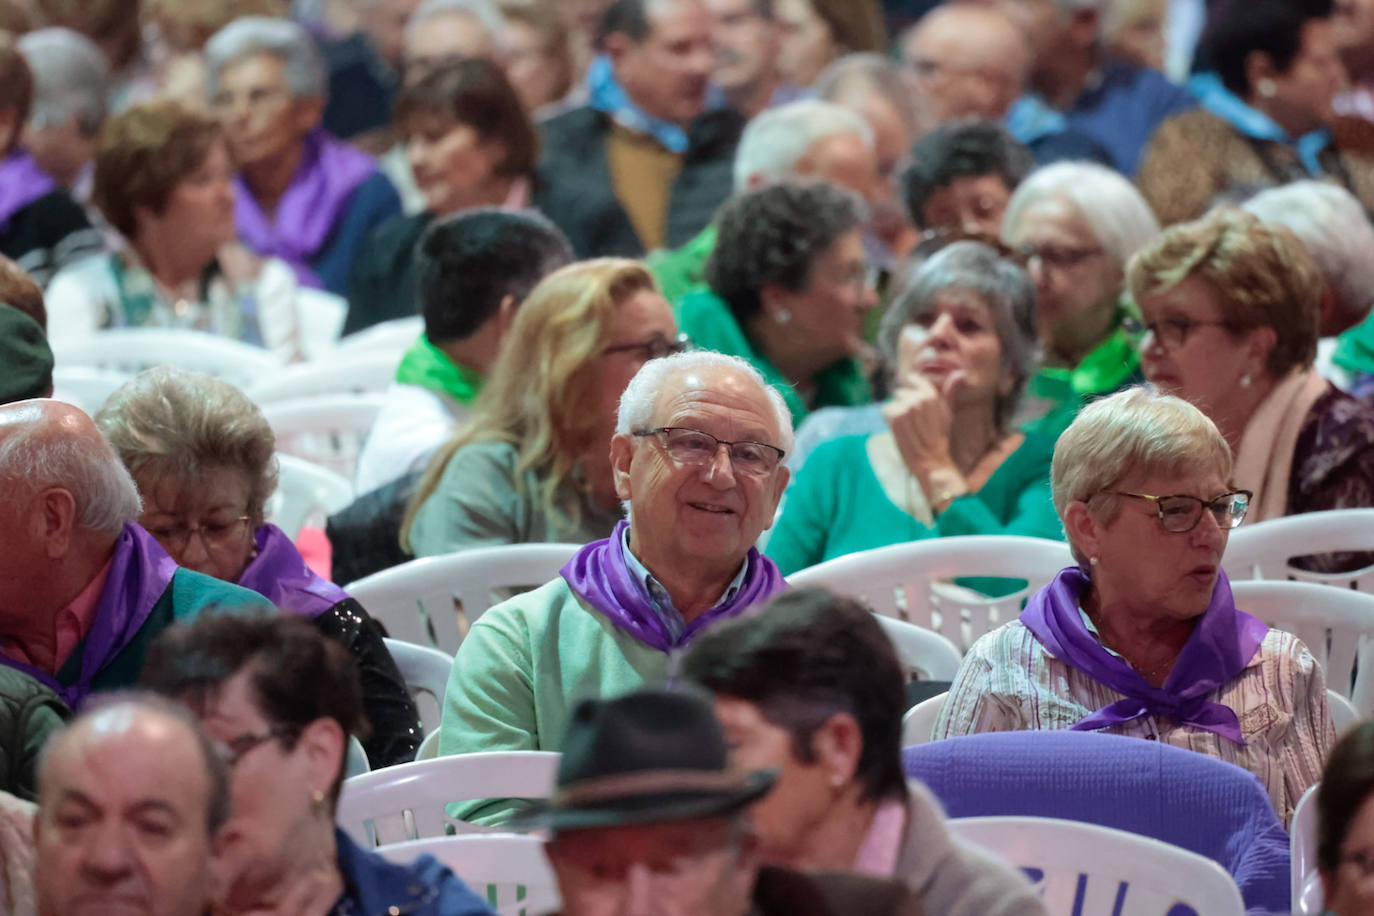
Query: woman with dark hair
1318 721 1374 914
1138 0 1371 225
140 613 494 916
775 0 887 88
345 57 539 333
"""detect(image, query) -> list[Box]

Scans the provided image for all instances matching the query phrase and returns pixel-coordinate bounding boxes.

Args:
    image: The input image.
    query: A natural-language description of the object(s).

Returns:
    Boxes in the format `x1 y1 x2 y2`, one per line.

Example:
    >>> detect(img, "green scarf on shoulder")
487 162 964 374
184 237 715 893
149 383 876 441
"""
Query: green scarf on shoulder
394 335 485 405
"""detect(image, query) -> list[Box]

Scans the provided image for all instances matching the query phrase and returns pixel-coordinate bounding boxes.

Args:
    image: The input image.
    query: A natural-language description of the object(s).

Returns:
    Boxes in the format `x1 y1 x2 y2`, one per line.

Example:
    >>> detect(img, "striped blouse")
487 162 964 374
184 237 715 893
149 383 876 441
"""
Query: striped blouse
932 620 1334 825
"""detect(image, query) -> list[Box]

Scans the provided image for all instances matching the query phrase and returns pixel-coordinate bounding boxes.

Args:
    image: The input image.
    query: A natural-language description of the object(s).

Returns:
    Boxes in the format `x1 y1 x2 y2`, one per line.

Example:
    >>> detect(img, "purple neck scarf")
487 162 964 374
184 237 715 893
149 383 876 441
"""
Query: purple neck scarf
1020 566 1270 745
236 524 348 619
233 128 375 289
0 523 176 709
0 151 56 232
560 521 787 652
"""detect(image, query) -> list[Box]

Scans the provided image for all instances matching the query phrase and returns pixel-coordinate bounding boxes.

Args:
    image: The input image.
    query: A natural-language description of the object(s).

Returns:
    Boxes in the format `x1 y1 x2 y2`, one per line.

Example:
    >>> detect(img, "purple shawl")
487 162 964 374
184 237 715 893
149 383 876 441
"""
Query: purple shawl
0 523 176 708
236 524 348 619
0 151 56 232
233 128 375 289
1020 566 1270 745
560 521 787 652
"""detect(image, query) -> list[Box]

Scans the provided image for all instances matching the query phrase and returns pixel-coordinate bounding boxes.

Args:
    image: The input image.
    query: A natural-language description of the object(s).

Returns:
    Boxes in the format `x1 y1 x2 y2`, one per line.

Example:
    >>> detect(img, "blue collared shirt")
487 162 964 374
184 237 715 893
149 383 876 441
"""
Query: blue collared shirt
621 527 749 643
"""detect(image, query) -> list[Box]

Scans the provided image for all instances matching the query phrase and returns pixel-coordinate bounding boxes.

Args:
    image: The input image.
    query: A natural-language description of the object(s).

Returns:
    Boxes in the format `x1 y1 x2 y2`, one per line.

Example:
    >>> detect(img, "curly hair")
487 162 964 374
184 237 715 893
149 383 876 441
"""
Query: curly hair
901 119 1032 230
704 180 867 325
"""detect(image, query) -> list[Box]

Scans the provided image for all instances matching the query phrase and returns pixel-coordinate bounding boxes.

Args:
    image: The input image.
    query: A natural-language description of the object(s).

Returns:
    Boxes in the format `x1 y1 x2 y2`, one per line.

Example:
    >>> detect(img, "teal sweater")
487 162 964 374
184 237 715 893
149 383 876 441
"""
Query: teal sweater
766 433 1063 587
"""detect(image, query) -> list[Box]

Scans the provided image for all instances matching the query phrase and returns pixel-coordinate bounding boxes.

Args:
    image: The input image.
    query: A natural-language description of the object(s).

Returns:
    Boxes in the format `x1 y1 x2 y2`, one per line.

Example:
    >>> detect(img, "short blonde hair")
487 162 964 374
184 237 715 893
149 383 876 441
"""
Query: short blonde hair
1127 208 1321 378
1051 387 1232 560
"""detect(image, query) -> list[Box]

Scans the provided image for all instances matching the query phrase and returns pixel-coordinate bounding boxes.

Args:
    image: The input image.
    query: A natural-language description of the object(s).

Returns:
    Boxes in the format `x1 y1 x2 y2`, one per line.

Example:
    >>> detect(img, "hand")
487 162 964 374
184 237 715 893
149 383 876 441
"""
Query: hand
882 370 969 502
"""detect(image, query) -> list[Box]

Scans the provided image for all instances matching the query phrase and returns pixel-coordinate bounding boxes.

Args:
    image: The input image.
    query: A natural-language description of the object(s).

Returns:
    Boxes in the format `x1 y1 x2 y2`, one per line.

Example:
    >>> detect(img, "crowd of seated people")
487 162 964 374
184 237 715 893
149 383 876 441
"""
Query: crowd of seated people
5 0 1374 912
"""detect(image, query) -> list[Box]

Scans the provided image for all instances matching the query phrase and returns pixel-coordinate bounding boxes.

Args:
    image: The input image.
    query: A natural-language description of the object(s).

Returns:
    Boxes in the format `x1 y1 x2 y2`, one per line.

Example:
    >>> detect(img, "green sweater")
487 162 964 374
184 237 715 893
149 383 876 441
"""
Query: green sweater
765 432 1063 589
647 225 716 305
674 287 872 425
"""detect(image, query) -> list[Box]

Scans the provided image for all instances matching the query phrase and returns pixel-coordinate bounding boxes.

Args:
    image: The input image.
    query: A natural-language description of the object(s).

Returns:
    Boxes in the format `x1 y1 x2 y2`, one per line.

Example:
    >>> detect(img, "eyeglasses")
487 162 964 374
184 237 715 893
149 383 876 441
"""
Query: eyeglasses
217 725 298 767
1019 243 1104 271
633 427 785 477
147 516 252 554
1122 315 1238 349
603 332 691 361
209 84 291 114
914 228 1029 267
1096 489 1253 533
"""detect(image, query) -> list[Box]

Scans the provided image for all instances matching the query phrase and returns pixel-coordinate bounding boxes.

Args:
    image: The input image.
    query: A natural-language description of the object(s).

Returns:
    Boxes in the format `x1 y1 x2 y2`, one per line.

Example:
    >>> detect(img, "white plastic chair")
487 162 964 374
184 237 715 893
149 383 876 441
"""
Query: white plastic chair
383 638 454 735
246 350 401 403
1291 784 1321 916
902 691 946 747
874 616 962 681
948 816 1246 915
334 316 423 354
260 393 385 481
1231 580 1374 715
345 543 582 653
345 736 371 779
295 287 347 359
337 751 562 845
1225 508 1374 591
1329 689 1360 736
416 729 441 761
375 834 560 916
788 536 1074 653
49 365 132 415
50 329 280 390
265 454 354 540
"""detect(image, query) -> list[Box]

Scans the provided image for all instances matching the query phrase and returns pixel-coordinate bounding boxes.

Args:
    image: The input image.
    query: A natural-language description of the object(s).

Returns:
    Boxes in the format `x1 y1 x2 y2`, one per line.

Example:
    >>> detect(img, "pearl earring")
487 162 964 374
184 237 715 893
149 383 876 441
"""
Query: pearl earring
775 308 792 326
1257 78 1277 98
1240 374 1252 389
1089 556 1100 566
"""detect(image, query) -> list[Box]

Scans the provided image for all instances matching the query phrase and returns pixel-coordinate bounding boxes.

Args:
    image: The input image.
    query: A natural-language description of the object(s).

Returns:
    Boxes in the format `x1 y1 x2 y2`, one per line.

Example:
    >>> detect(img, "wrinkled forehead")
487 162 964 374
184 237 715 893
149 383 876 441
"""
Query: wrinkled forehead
651 369 782 440
43 709 208 806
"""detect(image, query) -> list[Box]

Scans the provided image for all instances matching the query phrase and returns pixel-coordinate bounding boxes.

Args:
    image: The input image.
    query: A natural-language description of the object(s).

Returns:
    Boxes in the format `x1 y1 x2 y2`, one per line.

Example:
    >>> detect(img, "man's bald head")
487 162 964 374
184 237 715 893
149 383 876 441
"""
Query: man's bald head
901 5 1029 121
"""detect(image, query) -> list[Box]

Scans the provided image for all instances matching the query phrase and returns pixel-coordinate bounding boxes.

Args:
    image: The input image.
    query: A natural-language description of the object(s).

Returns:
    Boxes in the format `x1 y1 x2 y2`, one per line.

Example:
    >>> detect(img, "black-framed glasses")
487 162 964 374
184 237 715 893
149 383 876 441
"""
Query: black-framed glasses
1122 315 1238 349
603 332 691 361
633 427 785 477
217 725 298 767
1096 489 1253 533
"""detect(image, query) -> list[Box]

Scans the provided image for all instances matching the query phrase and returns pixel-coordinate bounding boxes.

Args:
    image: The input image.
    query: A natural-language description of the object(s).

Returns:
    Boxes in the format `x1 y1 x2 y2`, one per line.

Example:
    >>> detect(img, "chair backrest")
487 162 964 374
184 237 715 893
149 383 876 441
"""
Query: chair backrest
948 816 1245 915
416 728 441 761
337 751 562 845
787 536 1074 652
1329 689 1360 736
345 735 370 779
374 834 560 916
294 287 347 359
260 393 386 481
873 616 962 681
51 329 280 390
265 454 354 540
1224 509 1374 591
334 316 423 354
246 350 401 403
50 365 132 415
1230 579 1374 715
902 691 946 747
1291 783 1321 916
383 637 454 735
345 543 582 653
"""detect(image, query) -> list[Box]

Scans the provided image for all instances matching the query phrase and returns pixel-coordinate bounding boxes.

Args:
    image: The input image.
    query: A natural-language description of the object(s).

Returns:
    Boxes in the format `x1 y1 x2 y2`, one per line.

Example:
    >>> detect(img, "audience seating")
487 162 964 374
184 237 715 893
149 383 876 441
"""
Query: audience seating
49 365 131 415
345 736 370 780
295 287 348 358
382 637 454 735
50 329 280 390
374 834 560 916
874 616 962 682
948 816 1245 915
1225 509 1374 592
787 536 1073 652
337 751 562 845
266 454 353 540
333 316 423 354
1328 689 1360 735
344 543 582 653
259 393 386 480
415 728 442 761
1290 784 1321 916
904 731 1290 912
901 691 946 747
246 350 402 403
1231 579 1374 715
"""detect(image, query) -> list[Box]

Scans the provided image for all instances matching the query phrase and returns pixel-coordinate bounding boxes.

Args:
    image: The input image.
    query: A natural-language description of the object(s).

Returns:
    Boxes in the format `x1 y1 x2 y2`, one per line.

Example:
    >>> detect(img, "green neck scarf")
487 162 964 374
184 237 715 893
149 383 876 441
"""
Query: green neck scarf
394 335 485 405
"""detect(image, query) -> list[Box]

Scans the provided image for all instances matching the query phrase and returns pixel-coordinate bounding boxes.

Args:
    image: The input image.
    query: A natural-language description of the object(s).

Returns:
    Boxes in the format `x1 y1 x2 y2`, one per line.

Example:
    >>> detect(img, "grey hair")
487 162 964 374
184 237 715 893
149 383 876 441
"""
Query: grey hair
95 368 278 526
732 100 873 192
0 405 141 535
1050 386 1232 565
406 0 506 43
1242 181 1374 334
204 17 328 101
879 241 1039 432
616 350 795 453
813 52 925 142
18 28 109 135
1002 161 1160 267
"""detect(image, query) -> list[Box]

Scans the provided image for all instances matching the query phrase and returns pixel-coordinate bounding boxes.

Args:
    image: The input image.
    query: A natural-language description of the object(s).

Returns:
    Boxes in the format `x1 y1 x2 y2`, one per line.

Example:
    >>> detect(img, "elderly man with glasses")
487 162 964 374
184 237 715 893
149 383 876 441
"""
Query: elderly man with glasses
437 351 792 793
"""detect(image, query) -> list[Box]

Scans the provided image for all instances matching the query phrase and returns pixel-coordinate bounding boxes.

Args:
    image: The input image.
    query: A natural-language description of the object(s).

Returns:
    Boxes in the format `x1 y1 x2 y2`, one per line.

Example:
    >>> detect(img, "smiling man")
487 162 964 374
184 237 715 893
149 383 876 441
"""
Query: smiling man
437 351 792 766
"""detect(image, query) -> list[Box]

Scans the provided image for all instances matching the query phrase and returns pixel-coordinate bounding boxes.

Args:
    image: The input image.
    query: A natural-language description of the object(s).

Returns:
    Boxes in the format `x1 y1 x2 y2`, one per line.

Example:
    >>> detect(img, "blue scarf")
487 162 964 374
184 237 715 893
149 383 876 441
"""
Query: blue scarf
1188 72 1332 177
586 54 689 153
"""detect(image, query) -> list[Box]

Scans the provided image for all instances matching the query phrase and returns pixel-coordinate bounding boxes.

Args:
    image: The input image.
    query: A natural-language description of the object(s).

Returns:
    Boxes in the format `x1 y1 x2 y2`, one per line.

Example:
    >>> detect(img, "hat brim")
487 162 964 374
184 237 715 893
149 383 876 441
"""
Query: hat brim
507 769 776 833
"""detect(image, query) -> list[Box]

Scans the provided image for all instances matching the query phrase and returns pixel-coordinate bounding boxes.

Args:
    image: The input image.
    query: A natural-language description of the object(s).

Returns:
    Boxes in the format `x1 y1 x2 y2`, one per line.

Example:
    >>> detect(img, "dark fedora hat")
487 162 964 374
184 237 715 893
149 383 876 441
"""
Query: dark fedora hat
515 688 775 832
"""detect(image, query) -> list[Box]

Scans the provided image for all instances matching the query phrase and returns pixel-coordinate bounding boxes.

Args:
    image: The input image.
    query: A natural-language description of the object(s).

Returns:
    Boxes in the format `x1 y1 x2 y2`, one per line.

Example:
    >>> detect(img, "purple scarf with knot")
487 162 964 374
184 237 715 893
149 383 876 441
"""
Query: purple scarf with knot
0 151 56 232
0 523 176 709
1020 566 1270 745
560 521 787 652
233 128 375 289
236 524 348 619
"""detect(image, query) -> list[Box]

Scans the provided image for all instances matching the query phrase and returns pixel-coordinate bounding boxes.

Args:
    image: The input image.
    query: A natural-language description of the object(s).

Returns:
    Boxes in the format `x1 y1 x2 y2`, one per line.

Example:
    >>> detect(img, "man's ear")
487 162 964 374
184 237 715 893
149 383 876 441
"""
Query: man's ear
610 433 635 502
494 294 519 338
603 31 635 68
35 486 78 560
810 712 863 788
763 466 789 529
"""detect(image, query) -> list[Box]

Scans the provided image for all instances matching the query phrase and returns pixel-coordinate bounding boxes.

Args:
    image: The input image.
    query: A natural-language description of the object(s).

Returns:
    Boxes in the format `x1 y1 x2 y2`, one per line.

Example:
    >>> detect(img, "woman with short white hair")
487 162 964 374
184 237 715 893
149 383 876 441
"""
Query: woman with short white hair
204 17 401 294
1001 160 1160 437
935 386 1333 825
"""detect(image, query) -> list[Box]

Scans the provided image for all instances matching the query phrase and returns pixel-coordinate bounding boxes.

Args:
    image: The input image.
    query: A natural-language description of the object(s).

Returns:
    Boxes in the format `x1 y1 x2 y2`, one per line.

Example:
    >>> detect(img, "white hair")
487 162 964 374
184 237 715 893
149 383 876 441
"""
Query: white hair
405 0 507 43
733 100 873 192
0 407 142 535
1243 181 1374 333
1002 160 1161 267
616 351 795 452
18 28 109 135
204 17 328 101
